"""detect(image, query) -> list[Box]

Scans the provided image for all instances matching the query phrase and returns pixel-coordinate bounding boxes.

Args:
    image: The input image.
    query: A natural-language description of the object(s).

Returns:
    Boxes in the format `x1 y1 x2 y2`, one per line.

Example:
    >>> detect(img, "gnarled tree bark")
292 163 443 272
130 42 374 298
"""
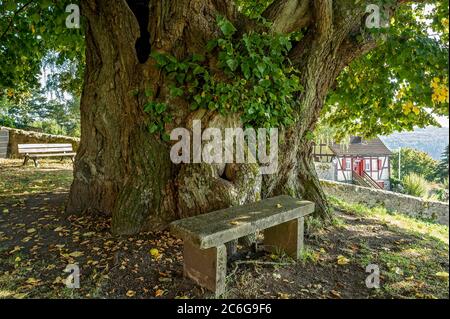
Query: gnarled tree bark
67 0 398 235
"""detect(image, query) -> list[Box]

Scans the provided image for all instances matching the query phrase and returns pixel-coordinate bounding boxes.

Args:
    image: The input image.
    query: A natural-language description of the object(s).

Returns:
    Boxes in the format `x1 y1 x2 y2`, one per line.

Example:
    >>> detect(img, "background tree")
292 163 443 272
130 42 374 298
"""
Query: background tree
0 90 80 137
435 145 449 182
391 147 439 182
0 0 448 235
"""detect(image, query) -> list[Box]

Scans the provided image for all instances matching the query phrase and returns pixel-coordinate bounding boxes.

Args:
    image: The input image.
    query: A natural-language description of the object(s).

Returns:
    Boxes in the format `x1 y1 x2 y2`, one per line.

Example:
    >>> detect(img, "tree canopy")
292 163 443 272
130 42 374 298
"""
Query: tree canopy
0 1 448 140
321 1 448 140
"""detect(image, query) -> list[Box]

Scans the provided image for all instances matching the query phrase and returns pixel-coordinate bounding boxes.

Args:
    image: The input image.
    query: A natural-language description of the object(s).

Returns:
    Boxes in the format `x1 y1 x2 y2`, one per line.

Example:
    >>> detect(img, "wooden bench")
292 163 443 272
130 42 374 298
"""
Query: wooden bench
170 195 315 296
18 143 76 167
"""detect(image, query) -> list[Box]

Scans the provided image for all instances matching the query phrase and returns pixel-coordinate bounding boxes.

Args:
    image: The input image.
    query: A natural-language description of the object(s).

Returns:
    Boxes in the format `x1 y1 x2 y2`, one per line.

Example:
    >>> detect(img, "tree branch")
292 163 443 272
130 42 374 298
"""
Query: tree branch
262 0 312 34
313 0 333 39
0 0 36 41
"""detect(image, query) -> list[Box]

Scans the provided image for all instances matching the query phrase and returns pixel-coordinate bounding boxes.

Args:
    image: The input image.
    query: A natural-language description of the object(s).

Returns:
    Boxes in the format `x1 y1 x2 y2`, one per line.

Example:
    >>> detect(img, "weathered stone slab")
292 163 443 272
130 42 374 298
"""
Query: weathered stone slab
170 195 314 249
264 217 304 259
183 241 227 297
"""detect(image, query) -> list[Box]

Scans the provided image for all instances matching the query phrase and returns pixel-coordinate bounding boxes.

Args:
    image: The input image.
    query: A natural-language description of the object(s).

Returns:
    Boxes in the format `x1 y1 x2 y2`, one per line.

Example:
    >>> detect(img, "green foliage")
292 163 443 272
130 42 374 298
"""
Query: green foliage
143 100 172 140
402 173 429 198
234 0 273 19
391 147 439 182
0 1 85 100
151 16 302 130
435 145 449 182
1 1 448 146
322 2 449 140
434 182 449 202
0 92 80 137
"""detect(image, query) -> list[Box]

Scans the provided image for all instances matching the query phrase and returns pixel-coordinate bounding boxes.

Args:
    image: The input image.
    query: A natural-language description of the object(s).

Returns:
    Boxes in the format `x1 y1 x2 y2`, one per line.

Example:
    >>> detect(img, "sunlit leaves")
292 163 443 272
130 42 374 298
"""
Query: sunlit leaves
0 1 85 100
322 3 448 140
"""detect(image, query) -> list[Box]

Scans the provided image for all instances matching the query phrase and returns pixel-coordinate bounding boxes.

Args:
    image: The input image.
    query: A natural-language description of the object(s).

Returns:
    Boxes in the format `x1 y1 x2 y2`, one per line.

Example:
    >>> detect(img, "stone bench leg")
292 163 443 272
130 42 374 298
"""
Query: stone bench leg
183 240 227 297
263 217 304 260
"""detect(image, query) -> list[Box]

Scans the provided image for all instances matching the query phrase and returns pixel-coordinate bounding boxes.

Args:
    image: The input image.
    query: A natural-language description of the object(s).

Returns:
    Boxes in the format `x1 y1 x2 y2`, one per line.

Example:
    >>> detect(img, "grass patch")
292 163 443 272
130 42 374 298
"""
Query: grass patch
328 195 449 244
0 159 73 197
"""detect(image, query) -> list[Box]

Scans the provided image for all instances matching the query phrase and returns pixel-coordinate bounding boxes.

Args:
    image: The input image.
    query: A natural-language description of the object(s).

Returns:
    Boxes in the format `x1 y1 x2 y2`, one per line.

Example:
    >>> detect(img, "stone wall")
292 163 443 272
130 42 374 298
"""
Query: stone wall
0 126 80 158
321 179 449 226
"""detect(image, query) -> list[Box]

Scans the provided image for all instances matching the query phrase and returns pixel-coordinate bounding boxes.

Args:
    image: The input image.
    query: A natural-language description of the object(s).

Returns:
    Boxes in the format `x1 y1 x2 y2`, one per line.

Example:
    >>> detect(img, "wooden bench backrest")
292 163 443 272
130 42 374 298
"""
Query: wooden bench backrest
18 143 73 154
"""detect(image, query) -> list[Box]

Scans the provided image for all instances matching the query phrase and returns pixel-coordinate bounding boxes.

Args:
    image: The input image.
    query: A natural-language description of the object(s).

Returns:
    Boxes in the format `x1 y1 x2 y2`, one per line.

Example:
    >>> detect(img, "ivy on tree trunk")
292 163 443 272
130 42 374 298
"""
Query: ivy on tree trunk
66 0 410 235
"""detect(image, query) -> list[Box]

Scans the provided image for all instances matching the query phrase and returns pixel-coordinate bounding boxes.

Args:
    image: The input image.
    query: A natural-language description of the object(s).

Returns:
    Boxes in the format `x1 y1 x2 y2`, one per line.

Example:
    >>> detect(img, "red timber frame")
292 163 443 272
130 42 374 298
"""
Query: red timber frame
336 155 390 184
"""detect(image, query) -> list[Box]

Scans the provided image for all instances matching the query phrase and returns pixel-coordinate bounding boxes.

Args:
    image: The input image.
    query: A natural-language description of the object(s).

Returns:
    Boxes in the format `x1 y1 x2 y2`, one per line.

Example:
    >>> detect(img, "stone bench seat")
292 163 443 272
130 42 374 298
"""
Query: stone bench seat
170 195 315 296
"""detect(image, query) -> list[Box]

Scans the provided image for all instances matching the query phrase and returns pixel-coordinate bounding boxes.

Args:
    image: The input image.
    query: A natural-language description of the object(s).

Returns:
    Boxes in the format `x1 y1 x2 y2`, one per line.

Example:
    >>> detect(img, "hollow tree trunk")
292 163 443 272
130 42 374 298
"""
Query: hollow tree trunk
67 0 377 235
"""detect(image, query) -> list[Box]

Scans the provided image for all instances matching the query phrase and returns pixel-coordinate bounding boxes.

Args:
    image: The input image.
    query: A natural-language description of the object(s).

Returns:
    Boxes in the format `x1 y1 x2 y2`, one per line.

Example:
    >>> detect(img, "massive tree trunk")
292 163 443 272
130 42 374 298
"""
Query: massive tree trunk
67 0 380 235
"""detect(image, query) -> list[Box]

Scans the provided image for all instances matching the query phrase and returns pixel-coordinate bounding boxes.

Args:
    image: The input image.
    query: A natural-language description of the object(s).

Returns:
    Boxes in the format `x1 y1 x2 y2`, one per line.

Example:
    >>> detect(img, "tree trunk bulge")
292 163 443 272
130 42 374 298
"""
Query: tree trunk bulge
67 0 378 235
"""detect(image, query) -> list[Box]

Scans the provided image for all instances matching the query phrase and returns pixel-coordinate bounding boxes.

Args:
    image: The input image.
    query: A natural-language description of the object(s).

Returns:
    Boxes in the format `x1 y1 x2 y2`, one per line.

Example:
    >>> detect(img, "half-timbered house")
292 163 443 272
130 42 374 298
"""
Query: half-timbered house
313 136 392 190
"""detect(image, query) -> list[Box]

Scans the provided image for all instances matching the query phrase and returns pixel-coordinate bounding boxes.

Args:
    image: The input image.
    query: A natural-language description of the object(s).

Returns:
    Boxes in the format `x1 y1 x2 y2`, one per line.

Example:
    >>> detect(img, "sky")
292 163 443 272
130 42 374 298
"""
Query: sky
436 116 449 128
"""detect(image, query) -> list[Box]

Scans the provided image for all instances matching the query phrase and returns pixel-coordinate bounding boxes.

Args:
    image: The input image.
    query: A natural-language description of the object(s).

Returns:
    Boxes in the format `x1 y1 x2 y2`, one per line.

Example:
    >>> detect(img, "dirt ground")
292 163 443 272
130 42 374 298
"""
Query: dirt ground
0 159 448 299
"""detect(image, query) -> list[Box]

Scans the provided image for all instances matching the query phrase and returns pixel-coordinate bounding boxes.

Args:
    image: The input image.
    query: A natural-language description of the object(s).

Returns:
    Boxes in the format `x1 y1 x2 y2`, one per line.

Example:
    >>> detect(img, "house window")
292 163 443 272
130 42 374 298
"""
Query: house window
346 159 351 171
365 159 371 171
372 159 378 170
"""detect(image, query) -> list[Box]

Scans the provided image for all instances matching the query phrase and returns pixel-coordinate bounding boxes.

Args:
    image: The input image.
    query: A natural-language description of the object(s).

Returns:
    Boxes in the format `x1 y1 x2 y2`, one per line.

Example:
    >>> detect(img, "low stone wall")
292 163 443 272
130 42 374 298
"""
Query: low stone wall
320 179 449 226
0 126 80 158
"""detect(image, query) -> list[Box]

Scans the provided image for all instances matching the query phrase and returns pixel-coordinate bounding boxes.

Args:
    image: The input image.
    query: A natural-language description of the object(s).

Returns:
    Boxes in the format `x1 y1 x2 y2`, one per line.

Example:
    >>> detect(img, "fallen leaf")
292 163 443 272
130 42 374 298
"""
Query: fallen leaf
276 204 283 208
82 232 95 237
126 290 136 297
394 267 404 275
435 272 449 280
149 248 160 258
336 255 350 265
155 289 165 297
25 278 41 285
69 251 84 258
278 292 289 299
13 293 29 299
9 246 22 254
26 228 36 234
330 290 342 298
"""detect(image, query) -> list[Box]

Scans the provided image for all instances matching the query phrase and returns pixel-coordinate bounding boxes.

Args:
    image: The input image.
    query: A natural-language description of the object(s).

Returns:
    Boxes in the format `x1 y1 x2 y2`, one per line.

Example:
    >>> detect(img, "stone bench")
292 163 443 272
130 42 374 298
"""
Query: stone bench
170 195 315 296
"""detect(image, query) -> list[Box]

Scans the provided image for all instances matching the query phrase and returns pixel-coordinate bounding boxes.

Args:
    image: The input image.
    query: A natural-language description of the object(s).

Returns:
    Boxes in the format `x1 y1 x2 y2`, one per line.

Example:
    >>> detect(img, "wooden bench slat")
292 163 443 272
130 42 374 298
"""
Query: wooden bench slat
18 143 72 148
29 153 76 158
18 144 74 154
19 148 74 153
170 195 314 249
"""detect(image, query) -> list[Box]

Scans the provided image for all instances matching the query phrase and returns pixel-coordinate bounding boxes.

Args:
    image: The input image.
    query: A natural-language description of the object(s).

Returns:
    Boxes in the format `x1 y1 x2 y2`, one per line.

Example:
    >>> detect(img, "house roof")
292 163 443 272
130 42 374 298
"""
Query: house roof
329 136 392 156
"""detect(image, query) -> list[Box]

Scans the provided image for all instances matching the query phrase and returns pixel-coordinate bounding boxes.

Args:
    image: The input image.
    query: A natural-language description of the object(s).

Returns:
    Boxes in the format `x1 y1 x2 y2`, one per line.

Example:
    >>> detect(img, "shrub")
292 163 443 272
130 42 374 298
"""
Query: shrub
402 173 429 198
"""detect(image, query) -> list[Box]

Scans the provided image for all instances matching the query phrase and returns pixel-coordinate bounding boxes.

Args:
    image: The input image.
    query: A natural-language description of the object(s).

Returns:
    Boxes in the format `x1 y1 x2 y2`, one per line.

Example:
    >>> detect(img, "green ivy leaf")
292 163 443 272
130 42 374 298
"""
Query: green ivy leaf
217 16 237 37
